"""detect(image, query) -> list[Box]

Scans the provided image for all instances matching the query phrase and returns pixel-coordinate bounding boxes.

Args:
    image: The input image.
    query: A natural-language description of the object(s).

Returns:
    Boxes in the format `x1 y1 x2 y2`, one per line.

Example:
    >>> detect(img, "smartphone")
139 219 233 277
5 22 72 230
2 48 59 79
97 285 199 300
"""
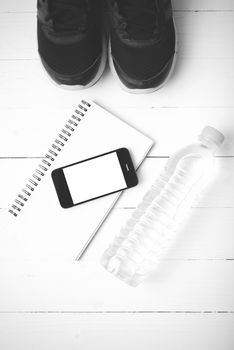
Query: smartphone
51 148 138 208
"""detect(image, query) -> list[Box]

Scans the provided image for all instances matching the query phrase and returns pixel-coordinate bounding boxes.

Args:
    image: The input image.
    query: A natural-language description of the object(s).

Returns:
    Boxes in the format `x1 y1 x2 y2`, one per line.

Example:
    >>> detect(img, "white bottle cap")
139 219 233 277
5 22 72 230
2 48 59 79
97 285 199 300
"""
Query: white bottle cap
198 126 224 148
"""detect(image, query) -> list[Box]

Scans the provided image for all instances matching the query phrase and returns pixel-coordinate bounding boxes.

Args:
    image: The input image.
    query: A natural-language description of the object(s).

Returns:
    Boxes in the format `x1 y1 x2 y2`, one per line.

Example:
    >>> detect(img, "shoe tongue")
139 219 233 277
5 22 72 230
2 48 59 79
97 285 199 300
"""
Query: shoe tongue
50 0 87 33
118 0 157 39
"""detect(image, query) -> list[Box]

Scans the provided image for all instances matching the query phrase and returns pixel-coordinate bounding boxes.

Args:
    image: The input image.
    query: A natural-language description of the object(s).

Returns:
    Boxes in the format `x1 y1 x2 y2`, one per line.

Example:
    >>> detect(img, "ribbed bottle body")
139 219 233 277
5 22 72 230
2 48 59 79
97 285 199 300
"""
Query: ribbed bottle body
101 126 224 286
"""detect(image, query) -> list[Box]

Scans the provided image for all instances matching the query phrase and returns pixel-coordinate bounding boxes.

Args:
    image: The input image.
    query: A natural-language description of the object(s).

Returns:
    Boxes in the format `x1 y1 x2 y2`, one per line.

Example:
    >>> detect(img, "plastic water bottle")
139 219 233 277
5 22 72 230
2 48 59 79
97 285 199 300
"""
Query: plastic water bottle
101 126 224 286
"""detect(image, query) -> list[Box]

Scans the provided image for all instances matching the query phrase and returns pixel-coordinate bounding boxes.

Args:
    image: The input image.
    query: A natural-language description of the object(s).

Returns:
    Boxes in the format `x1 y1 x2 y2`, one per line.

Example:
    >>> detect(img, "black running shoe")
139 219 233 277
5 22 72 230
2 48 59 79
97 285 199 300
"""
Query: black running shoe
107 0 176 93
37 0 106 87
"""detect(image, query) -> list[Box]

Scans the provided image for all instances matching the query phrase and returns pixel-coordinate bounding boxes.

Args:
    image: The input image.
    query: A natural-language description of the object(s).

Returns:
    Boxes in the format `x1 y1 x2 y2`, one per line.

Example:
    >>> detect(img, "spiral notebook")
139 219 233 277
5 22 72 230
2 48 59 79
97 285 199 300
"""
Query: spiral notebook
0 100 153 261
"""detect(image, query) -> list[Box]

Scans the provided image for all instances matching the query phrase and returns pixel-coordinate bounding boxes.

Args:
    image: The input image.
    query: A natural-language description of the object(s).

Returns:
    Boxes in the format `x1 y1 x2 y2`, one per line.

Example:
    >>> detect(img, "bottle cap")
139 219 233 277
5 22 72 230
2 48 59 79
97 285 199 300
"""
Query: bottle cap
198 126 224 148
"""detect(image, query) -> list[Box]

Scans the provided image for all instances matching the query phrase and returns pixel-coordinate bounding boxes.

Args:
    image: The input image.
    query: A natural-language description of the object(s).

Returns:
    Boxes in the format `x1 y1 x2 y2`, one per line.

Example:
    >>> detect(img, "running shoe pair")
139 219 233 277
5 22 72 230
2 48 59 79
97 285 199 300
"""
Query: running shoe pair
37 0 176 93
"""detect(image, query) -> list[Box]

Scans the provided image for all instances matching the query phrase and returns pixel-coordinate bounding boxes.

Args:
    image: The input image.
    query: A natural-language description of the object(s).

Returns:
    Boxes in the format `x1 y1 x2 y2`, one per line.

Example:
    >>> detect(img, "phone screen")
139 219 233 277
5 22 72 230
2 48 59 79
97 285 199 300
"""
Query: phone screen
63 152 127 204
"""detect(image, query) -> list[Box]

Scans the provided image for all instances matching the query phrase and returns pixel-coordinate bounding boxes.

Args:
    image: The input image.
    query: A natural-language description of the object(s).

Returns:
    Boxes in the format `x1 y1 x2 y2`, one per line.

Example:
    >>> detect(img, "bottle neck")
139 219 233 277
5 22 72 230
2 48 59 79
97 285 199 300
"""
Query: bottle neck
200 139 218 153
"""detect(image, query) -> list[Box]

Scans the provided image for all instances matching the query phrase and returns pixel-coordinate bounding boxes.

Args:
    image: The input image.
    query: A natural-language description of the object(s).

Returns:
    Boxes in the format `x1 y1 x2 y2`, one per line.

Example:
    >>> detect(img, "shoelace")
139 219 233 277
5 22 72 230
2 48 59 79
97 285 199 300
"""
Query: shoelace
117 0 161 39
48 0 88 33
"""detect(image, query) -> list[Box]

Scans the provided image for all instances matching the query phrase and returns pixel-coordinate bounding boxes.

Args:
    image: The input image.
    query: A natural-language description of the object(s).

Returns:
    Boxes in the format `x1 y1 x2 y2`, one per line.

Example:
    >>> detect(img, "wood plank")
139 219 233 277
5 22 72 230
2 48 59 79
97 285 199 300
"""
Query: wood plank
0 0 233 12
0 313 233 350
174 12 234 59
0 159 40 208
0 158 233 209
0 106 233 157
0 13 35 59
1 12 234 60
0 260 233 310
0 3 233 348
0 0 34 13
111 107 234 157
0 57 232 110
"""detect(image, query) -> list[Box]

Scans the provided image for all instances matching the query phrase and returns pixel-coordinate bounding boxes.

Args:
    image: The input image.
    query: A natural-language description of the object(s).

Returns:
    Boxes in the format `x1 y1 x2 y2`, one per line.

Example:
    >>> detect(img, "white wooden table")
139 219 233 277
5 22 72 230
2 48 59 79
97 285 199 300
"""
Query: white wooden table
0 0 233 349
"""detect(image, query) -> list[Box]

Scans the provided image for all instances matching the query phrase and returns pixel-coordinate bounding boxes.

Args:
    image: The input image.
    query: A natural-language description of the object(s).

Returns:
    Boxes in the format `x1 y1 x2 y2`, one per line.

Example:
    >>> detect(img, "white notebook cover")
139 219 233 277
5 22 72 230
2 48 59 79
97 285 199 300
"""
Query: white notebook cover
0 100 153 262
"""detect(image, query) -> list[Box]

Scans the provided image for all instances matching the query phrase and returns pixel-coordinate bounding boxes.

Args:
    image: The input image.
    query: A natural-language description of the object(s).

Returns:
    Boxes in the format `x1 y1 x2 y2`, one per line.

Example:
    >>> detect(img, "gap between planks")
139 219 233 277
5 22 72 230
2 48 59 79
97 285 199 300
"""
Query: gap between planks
0 310 233 314
1 155 234 160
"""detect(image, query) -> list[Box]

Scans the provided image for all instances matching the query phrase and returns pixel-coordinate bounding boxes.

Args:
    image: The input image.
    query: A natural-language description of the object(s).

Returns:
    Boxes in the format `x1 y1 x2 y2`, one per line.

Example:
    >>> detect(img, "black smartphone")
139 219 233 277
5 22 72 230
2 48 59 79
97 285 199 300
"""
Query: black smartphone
51 148 138 208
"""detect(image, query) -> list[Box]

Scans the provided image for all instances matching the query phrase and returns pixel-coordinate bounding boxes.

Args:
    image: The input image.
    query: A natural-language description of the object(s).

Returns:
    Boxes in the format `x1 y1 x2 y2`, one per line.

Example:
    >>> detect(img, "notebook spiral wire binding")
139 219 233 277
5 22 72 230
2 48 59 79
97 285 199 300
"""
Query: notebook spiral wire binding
8 100 91 217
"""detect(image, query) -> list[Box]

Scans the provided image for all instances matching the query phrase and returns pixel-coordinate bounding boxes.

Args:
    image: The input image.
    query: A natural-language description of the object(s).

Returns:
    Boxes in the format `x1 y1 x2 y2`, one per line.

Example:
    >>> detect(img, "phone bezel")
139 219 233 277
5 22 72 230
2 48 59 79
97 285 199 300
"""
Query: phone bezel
51 148 138 208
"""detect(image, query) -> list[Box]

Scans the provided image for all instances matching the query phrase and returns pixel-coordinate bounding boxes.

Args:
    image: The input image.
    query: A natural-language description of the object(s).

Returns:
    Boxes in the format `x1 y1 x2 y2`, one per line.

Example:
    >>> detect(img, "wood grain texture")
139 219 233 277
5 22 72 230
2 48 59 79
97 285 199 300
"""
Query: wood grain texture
0 260 233 311
0 57 232 108
0 313 233 350
0 106 233 157
0 0 233 349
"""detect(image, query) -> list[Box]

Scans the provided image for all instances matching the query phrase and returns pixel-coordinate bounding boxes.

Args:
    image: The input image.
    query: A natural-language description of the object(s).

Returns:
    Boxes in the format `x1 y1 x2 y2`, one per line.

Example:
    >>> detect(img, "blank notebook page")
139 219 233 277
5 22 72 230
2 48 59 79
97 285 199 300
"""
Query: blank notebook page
0 100 153 262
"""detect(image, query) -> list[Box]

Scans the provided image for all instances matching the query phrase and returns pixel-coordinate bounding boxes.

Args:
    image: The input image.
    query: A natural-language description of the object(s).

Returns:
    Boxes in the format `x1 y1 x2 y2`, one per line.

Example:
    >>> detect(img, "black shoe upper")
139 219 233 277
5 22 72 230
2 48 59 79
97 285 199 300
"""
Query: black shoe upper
37 0 103 84
107 0 176 89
